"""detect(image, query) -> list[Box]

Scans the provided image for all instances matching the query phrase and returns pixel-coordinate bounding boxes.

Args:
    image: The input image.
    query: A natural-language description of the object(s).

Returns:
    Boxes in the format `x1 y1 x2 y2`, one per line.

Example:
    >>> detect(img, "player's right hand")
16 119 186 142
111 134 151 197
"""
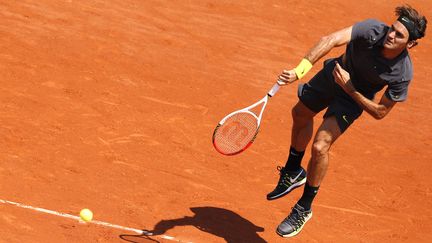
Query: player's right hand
277 69 298 85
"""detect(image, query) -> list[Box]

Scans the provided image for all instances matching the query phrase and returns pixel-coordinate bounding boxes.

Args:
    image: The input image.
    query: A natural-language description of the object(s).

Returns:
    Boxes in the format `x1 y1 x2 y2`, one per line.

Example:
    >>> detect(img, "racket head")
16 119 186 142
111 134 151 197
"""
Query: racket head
212 111 260 156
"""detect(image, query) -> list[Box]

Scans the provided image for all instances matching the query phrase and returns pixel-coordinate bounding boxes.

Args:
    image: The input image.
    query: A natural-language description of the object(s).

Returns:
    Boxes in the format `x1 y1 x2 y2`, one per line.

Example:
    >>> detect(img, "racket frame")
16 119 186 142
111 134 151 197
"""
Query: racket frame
212 83 280 155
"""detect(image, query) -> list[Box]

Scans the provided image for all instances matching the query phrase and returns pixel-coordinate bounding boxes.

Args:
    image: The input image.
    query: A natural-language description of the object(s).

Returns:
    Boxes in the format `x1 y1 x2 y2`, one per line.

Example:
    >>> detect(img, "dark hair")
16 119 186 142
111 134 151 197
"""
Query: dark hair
395 5 427 40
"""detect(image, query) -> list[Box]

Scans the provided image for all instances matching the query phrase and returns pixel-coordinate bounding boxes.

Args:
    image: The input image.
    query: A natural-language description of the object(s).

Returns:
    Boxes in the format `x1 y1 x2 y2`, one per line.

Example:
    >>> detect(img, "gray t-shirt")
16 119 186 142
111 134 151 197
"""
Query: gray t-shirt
344 19 413 101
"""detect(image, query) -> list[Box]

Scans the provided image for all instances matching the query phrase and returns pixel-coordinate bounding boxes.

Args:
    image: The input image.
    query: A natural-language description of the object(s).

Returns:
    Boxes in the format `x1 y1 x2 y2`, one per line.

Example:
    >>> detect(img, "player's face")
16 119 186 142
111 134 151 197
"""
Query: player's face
383 21 410 50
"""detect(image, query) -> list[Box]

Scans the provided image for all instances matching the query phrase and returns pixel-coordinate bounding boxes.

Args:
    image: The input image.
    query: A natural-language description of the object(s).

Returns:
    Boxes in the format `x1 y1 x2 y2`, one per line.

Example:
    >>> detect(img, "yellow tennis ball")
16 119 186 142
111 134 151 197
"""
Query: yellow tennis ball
79 208 93 222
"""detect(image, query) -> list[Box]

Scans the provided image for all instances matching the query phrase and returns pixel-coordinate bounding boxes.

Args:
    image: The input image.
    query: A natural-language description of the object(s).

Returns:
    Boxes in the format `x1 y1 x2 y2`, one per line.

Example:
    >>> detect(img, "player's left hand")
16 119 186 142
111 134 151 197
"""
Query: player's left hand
333 61 355 93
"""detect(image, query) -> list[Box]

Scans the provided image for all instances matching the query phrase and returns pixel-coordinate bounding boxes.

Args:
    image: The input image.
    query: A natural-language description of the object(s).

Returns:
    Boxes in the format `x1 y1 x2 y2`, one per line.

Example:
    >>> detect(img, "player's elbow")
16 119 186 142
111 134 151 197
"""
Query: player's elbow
373 110 388 120
373 114 385 120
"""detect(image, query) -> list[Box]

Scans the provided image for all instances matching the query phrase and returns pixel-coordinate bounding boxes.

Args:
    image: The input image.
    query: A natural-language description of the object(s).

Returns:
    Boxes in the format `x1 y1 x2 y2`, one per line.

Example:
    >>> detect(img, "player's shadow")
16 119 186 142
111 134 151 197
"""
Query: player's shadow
119 206 265 243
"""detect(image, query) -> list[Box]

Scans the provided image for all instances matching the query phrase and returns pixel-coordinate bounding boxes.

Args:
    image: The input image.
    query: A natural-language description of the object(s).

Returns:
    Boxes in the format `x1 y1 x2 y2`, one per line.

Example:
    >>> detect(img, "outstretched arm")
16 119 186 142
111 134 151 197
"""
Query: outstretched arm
333 62 396 119
278 26 353 84
305 26 353 64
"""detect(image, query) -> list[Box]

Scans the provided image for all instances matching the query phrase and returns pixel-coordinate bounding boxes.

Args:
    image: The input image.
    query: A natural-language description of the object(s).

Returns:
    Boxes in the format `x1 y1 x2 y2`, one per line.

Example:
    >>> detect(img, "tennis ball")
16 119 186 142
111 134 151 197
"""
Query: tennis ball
79 208 93 222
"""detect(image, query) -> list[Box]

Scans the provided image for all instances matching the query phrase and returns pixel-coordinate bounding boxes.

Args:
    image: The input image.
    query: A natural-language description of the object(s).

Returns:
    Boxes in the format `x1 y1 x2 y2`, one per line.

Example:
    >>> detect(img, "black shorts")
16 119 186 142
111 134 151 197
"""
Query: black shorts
298 57 368 133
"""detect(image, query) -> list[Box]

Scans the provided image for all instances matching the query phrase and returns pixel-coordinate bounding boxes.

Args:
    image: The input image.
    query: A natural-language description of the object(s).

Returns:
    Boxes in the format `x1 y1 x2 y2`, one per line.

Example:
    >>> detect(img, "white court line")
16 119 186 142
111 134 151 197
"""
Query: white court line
0 199 192 243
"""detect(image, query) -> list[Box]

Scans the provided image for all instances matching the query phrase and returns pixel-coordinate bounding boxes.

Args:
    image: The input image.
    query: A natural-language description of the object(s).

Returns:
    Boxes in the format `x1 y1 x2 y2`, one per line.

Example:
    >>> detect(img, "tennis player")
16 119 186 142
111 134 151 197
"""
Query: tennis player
267 5 427 237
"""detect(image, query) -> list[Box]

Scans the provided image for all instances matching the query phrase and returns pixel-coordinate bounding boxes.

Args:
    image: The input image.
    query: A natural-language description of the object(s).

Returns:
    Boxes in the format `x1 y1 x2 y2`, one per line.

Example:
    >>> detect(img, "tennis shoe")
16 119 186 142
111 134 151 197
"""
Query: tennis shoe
267 166 306 200
276 204 312 237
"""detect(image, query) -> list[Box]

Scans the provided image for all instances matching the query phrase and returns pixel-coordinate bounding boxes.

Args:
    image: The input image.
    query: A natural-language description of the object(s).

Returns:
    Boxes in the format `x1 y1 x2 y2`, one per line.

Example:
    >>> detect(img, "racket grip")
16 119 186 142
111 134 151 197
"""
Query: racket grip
267 83 280 97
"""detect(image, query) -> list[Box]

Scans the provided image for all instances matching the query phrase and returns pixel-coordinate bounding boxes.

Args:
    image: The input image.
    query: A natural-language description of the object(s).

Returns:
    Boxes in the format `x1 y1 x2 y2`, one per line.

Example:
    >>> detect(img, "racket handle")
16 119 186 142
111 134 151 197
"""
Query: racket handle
267 83 280 97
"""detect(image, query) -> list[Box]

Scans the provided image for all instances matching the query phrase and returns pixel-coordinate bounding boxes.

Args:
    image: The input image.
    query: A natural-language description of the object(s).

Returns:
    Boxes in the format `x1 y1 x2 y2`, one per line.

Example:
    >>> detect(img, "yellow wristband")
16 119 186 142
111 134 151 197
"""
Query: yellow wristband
294 58 313 79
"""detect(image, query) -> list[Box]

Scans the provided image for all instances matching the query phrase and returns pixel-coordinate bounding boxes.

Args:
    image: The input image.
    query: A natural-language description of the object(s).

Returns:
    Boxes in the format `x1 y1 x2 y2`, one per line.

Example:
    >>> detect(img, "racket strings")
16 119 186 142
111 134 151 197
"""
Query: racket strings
213 112 259 155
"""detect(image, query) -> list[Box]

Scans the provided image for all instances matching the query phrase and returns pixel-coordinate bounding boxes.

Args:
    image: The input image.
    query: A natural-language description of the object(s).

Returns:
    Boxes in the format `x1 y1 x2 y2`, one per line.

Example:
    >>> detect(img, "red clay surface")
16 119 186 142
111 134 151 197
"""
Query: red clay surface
1 1 432 242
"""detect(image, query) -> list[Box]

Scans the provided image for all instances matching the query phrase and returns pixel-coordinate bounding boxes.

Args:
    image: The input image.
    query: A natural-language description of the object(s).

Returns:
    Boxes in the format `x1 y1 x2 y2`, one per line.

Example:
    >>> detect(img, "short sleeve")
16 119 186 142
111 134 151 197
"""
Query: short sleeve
384 79 411 102
352 19 387 45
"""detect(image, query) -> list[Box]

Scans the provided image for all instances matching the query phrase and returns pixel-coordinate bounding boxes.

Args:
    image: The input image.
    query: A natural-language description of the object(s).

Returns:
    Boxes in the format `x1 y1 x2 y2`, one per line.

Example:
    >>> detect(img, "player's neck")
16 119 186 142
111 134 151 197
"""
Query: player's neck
381 47 406 60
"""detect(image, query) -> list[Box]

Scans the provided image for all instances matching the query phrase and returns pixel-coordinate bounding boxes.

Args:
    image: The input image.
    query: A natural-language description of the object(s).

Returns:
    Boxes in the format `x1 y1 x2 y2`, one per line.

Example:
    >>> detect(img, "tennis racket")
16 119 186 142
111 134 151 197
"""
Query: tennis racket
212 82 281 156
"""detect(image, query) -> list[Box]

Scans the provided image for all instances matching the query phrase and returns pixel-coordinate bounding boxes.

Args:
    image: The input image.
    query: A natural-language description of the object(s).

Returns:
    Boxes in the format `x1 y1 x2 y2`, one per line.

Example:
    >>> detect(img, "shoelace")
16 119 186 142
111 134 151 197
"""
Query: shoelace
276 166 292 187
286 207 307 230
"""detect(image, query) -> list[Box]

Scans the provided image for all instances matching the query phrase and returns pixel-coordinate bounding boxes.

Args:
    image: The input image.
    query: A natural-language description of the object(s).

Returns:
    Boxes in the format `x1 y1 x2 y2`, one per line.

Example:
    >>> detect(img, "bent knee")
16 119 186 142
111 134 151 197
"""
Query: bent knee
312 139 331 157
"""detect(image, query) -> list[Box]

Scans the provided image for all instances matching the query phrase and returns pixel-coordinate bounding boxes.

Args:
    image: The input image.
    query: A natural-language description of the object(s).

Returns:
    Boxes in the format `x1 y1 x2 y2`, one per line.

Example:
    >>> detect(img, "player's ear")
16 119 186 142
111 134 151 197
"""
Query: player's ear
407 40 418 49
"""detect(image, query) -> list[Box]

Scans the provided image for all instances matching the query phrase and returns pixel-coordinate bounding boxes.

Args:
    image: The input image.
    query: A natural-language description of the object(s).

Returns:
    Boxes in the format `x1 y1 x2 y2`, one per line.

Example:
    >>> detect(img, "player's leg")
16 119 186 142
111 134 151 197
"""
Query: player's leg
276 116 341 237
266 102 316 200
291 101 316 153
306 115 342 187
267 61 335 201
276 85 363 237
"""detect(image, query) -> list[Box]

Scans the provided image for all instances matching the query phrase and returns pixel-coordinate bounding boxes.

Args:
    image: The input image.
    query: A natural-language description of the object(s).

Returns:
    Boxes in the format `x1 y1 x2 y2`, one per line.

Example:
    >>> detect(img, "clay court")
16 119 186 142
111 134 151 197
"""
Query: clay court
1 0 431 242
